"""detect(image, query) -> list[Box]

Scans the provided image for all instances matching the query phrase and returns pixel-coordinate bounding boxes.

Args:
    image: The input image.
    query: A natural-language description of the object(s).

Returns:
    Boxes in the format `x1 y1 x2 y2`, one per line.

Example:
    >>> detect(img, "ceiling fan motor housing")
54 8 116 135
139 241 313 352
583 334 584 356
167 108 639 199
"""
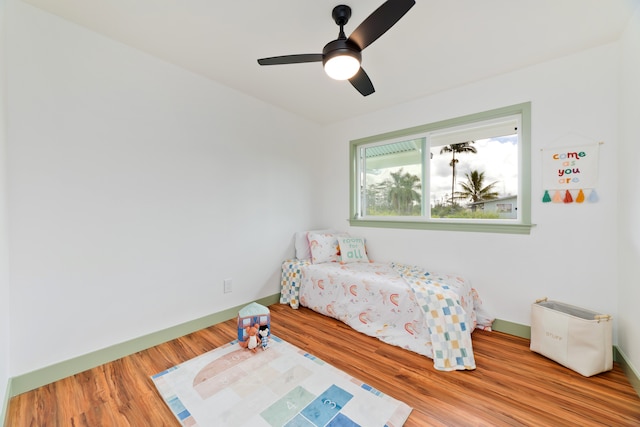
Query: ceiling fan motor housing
322 39 362 66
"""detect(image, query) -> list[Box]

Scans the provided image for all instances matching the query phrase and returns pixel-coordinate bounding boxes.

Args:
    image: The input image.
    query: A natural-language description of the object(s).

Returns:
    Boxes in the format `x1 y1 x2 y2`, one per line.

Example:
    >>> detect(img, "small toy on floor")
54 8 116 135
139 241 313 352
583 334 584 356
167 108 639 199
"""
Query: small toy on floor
239 324 260 353
259 325 269 350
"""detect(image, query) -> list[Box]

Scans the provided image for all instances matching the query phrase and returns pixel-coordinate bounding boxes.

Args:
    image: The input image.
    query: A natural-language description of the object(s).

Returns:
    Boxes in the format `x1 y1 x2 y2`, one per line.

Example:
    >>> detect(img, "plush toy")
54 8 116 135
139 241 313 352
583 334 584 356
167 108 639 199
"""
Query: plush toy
258 325 270 350
239 324 260 353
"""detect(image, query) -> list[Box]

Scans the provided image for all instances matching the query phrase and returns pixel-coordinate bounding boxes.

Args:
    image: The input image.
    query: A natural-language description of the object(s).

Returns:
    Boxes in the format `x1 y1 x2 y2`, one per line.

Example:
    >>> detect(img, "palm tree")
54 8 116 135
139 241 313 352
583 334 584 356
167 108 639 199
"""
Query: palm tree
440 141 477 205
457 170 500 205
387 169 421 215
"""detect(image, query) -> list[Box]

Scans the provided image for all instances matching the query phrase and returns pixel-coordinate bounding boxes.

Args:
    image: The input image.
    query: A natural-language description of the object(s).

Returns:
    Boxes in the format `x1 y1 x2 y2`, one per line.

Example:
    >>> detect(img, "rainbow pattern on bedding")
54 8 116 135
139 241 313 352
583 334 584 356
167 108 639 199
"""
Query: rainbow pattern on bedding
281 260 493 372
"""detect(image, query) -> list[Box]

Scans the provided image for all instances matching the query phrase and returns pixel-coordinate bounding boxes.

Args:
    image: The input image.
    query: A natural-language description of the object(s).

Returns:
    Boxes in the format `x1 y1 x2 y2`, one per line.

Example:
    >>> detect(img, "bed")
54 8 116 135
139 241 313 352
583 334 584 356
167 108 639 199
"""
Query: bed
280 230 493 371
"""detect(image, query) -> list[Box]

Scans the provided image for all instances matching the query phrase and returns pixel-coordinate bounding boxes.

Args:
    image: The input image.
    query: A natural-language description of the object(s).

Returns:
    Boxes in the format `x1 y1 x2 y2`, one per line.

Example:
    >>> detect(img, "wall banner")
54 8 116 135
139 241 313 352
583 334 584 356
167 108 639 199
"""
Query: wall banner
541 143 600 204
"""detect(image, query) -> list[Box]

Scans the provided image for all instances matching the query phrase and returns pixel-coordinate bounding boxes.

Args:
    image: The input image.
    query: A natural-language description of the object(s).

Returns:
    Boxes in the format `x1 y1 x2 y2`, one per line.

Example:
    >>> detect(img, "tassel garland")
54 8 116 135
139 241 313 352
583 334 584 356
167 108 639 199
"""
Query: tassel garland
542 189 599 204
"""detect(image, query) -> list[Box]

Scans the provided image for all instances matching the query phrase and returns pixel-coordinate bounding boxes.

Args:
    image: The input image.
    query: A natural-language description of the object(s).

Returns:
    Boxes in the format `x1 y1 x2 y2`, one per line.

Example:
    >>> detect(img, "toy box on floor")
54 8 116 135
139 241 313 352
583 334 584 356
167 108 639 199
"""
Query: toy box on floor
237 302 271 352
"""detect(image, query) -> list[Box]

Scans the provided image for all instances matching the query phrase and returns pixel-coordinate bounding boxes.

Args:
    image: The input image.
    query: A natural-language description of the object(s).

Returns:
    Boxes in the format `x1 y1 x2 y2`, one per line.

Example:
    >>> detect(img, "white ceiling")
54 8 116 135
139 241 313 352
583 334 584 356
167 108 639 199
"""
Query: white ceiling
22 0 639 125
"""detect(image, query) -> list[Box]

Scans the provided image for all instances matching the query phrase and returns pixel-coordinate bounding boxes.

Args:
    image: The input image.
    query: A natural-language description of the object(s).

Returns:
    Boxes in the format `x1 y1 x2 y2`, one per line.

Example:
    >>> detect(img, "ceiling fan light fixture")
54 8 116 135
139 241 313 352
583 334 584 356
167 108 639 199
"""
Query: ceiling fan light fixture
322 39 362 81
324 53 360 80
257 1 416 95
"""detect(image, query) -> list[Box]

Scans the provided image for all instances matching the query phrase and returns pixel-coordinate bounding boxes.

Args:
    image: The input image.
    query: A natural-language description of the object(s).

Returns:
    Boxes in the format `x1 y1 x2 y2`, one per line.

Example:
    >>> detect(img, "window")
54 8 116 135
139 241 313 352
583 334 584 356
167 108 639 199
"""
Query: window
349 103 532 234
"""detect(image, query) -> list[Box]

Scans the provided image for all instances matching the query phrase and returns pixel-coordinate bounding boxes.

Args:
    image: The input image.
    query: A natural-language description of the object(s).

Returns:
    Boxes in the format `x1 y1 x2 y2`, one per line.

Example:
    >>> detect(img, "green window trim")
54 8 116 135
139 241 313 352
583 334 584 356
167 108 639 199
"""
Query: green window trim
349 102 534 235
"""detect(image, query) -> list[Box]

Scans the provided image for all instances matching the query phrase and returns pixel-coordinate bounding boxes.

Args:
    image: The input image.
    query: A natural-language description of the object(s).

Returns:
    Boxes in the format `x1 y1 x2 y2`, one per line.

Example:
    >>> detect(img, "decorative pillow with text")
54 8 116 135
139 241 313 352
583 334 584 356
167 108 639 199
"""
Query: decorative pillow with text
337 236 369 263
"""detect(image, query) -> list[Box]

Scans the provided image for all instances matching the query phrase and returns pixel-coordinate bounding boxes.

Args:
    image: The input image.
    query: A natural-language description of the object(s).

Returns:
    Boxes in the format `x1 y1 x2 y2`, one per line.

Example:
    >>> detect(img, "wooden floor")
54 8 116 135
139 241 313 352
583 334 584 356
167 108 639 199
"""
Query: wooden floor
6 303 640 426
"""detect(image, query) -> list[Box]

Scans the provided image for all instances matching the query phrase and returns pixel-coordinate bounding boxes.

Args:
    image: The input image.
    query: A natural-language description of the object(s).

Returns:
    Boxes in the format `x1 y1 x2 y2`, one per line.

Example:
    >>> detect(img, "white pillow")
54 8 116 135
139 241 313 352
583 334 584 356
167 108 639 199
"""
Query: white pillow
337 236 369 263
294 229 336 260
307 232 344 264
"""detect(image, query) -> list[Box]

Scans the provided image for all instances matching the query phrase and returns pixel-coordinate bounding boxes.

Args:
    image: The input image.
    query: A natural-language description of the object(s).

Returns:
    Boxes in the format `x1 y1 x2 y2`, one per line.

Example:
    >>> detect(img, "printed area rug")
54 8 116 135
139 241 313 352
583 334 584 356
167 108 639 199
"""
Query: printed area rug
151 336 412 427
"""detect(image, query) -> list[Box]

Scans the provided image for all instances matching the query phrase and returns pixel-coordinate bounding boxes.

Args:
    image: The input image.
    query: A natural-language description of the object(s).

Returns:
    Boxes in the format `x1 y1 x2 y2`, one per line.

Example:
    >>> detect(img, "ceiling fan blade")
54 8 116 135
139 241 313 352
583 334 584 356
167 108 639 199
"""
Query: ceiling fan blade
348 0 416 51
349 67 375 96
257 54 323 66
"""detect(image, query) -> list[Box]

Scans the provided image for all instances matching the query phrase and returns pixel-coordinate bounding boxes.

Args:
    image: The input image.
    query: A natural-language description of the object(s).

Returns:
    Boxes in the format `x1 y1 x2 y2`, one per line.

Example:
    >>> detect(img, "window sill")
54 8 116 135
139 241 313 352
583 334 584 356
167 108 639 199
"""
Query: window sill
348 218 535 235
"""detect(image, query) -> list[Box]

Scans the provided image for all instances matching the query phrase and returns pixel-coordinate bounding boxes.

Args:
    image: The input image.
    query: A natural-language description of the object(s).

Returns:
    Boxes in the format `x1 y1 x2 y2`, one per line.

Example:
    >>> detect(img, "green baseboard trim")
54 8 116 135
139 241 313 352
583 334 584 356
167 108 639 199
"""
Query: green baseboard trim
491 318 531 339
1 378 12 427
9 294 280 398
614 346 640 397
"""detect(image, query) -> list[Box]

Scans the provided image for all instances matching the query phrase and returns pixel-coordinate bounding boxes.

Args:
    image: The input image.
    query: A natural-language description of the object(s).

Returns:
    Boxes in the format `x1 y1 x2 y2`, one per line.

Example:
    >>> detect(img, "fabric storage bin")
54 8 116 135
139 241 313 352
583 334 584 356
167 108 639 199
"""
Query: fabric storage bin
530 297 612 377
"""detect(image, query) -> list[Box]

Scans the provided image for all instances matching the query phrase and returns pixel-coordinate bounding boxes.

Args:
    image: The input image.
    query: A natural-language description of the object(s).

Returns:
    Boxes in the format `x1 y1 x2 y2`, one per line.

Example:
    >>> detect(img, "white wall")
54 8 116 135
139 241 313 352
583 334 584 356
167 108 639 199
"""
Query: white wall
5 0 319 376
320 43 620 333
0 0 11 410
618 7 640 378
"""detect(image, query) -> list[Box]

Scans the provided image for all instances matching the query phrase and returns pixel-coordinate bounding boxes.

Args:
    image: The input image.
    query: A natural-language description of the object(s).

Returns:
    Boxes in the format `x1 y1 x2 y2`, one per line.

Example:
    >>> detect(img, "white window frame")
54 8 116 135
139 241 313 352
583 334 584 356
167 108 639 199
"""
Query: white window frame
349 102 533 234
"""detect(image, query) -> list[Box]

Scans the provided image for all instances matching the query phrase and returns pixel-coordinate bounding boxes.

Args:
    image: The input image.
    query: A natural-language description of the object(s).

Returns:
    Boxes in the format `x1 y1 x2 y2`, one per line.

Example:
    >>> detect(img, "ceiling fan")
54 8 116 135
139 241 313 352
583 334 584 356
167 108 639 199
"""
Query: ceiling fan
257 0 416 96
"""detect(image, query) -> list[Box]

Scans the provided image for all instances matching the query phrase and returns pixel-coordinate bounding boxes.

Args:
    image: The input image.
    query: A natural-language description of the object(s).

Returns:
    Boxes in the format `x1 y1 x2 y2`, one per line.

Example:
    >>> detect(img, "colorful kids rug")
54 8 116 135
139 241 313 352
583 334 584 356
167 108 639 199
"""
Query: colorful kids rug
151 336 412 427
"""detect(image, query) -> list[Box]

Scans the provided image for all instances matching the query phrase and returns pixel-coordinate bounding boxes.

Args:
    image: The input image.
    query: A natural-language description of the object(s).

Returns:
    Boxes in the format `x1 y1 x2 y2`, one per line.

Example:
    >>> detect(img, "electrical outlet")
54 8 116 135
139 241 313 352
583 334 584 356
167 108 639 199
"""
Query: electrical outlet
223 278 233 293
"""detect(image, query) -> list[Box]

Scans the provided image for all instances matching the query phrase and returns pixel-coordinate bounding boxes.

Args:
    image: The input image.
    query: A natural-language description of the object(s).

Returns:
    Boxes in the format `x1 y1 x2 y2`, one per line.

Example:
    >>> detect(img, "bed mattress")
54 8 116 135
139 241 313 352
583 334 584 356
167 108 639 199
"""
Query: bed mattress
285 261 492 370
